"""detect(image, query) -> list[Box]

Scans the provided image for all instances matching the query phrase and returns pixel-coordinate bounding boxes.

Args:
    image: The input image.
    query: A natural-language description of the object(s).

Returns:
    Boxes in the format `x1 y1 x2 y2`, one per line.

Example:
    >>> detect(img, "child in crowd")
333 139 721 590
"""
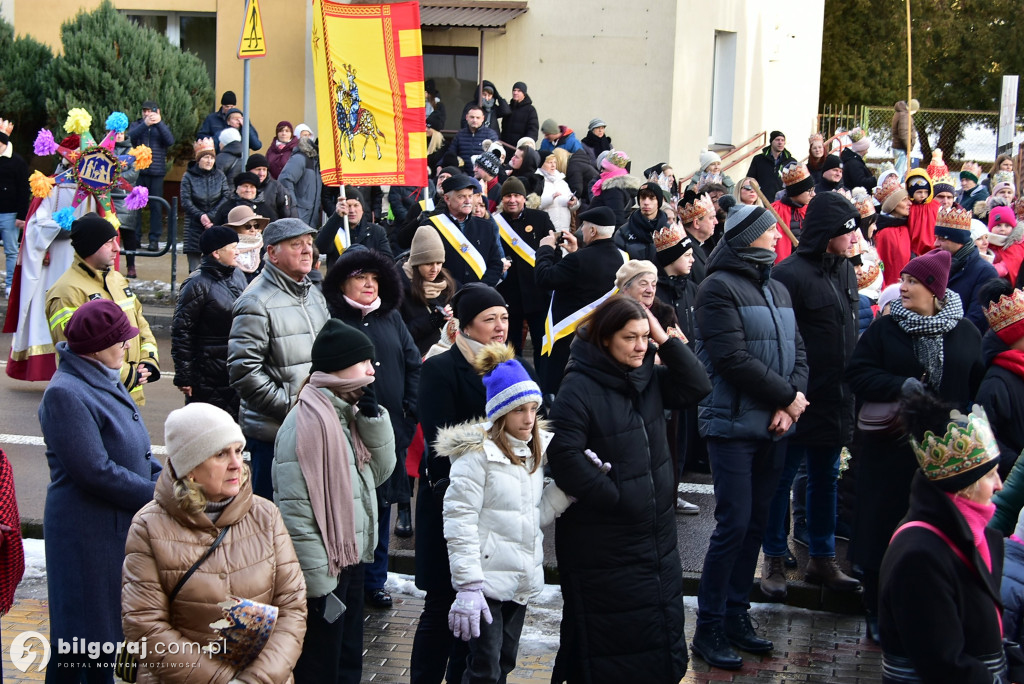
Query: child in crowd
438 344 571 683
989 202 1023 283
905 168 938 257
973 219 996 263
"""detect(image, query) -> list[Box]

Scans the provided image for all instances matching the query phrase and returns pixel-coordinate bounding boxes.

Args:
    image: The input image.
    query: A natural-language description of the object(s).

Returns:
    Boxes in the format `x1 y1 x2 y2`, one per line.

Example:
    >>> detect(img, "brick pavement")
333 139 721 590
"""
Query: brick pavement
4 594 882 683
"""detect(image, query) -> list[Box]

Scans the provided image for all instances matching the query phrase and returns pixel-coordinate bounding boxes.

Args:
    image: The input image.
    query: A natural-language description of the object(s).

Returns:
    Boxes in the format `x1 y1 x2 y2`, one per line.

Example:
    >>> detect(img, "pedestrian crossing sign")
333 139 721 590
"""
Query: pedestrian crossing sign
237 0 267 58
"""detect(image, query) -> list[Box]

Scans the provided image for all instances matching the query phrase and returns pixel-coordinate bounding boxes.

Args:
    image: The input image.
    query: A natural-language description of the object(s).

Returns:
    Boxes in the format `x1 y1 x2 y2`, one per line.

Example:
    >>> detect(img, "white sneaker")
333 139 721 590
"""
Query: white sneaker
676 497 699 515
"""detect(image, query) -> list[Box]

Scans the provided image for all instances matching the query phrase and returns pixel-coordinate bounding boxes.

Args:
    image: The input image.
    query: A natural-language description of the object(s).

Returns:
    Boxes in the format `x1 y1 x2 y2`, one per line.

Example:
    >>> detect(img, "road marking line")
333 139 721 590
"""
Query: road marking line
0 433 167 454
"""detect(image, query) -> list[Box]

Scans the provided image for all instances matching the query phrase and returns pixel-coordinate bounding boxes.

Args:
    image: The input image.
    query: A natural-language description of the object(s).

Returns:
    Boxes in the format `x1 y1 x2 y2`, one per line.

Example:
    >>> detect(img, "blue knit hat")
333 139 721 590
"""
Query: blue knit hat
475 343 542 421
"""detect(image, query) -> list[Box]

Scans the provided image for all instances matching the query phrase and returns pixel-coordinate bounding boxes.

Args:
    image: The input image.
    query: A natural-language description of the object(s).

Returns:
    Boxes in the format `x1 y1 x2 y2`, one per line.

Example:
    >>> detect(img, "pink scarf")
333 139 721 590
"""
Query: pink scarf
294 371 374 574
591 164 628 197
946 492 996 572
343 295 382 316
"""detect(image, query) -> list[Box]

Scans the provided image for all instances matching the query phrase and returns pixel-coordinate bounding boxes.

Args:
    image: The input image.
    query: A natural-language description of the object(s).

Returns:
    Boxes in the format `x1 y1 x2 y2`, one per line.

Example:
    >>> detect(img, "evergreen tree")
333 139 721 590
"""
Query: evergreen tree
45 0 212 161
0 18 53 153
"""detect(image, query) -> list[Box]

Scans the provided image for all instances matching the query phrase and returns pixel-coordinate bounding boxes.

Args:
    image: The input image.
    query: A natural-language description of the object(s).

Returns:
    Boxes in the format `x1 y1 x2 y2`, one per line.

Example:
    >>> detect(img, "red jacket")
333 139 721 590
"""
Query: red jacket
771 199 806 262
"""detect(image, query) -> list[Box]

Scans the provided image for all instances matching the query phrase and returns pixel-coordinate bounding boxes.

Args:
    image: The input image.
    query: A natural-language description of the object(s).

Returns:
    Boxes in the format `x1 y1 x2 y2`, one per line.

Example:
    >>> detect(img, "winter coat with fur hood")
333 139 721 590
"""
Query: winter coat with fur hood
122 468 307 684
438 422 570 603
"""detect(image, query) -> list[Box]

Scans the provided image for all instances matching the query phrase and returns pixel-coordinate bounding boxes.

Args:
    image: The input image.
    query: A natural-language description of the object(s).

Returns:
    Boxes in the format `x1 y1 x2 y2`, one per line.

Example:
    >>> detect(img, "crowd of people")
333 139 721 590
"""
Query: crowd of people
2 82 1024 684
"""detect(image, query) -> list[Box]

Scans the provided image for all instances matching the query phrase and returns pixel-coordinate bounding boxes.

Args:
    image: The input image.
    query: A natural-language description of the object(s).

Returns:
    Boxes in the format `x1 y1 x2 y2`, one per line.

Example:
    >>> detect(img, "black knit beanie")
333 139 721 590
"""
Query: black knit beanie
70 213 119 257
310 319 376 372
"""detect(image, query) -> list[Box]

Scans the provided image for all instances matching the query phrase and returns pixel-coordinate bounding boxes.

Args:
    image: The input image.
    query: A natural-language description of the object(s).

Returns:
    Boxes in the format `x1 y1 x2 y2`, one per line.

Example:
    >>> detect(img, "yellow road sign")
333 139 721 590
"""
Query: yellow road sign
237 0 267 59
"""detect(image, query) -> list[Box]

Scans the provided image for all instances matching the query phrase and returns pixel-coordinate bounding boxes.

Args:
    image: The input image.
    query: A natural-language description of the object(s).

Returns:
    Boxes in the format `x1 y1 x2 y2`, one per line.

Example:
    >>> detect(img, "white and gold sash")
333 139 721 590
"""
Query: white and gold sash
541 249 629 355
430 214 486 280
494 213 536 267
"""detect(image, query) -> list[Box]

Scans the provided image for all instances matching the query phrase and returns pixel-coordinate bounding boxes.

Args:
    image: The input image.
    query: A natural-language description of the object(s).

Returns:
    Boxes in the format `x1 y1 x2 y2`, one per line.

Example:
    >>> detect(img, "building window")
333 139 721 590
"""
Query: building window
422 46 479 130
124 12 217 87
710 30 737 146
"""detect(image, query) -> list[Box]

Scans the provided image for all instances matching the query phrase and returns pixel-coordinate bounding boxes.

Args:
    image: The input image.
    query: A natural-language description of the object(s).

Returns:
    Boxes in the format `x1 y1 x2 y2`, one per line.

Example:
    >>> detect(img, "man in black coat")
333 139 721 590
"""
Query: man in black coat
494 176 553 375
745 131 794 201
614 181 669 262
316 187 392 268
246 154 296 221
498 81 538 149
535 206 628 396
420 174 504 287
934 206 998 331
692 200 809 671
760 192 862 598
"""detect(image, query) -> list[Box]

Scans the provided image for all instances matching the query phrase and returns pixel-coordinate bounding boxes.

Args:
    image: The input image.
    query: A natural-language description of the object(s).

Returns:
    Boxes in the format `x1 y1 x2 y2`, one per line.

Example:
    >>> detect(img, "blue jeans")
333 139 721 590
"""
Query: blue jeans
696 438 785 628
0 213 18 290
762 443 841 558
246 437 275 501
893 149 908 180
365 497 390 591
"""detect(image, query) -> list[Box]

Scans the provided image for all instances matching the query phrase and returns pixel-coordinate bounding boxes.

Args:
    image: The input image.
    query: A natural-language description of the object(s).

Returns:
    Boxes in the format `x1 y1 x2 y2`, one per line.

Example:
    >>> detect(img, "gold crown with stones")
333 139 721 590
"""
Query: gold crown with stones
911 405 1000 484
933 173 956 188
983 288 1024 334
781 162 810 187
874 174 902 203
654 223 686 251
679 193 715 224
935 206 972 232
194 137 215 157
857 263 881 290
851 187 876 218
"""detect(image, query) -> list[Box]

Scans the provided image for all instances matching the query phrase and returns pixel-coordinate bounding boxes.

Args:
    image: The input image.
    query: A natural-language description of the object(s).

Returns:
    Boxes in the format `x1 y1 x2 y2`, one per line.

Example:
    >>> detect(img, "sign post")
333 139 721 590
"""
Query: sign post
237 0 267 167
997 75 1019 157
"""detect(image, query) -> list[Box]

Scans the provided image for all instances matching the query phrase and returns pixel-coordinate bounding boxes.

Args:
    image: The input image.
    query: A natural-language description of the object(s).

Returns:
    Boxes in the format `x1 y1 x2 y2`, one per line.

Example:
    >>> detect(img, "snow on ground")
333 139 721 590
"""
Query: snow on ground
23 538 45 580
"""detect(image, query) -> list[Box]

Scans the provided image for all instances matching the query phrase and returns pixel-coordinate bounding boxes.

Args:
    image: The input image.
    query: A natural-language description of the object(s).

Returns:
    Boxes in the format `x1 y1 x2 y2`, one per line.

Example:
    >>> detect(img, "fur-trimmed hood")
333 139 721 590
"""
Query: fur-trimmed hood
323 244 403 316
434 419 552 462
296 136 318 158
599 174 643 193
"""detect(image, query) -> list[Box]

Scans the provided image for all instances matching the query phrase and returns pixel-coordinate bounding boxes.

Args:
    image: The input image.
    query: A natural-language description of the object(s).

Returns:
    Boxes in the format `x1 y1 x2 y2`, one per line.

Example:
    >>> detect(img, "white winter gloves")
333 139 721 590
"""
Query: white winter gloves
448 586 493 641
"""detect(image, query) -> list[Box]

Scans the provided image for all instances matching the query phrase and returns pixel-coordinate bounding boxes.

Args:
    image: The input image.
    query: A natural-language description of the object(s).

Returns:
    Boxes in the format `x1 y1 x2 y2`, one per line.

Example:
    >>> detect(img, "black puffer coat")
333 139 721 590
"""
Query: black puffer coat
656 272 697 343
498 94 538 148
614 209 668 263
772 192 860 446
170 257 248 414
565 150 599 201
180 163 231 255
323 247 421 504
547 333 711 684
841 147 877 192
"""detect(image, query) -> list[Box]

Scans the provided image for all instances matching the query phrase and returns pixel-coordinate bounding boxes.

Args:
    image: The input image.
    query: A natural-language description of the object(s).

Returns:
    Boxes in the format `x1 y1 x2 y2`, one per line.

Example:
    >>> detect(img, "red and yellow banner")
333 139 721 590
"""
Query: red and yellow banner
311 0 427 187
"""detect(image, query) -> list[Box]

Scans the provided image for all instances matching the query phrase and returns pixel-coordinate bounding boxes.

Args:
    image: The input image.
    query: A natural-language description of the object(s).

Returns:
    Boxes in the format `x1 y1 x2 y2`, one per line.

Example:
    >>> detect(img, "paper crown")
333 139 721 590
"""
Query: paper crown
935 206 972 232
208 596 278 670
194 137 215 157
679 193 715 224
983 288 1024 344
654 223 686 251
851 187 876 218
808 133 824 144
857 263 881 291
781 162 810 187
962 161 983 177
933 173 956 191
604 150 629 169
695 171 724 192
991 170 1015 190
911 405 1000 488
874 174 903 204
849 127 867 142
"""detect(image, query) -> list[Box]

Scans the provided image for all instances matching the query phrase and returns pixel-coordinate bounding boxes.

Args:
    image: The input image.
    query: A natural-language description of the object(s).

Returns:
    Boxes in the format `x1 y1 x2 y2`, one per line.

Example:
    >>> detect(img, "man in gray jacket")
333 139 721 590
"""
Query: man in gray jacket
228 217 329 499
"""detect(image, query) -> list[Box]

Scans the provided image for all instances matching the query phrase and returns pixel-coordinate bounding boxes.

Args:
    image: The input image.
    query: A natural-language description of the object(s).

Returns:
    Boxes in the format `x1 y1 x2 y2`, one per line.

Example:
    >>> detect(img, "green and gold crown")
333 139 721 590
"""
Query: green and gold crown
911 404 1000 485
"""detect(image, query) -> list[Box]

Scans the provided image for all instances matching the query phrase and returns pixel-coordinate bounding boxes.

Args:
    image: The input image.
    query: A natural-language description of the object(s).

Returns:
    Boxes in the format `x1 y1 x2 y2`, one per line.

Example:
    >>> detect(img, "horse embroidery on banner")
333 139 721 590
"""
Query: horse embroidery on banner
334 63 386 161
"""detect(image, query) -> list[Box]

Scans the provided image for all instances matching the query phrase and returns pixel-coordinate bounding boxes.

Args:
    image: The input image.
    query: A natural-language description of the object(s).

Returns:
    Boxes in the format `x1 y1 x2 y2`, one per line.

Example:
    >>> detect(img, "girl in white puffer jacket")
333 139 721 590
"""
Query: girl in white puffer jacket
437 343 572 683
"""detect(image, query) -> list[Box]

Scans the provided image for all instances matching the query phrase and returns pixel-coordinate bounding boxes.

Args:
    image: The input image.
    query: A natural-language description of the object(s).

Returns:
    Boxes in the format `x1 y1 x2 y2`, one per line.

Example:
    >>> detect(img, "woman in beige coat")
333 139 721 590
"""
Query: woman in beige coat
122 403 307 683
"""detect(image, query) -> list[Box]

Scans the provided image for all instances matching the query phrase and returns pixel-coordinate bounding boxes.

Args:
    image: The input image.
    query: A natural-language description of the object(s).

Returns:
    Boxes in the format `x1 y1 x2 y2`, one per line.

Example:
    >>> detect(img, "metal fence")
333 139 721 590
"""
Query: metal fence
818 104 1022 166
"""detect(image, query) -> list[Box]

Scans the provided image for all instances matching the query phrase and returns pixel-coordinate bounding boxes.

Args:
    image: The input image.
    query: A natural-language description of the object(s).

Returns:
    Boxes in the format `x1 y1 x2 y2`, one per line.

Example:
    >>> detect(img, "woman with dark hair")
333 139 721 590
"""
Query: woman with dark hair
806 133 827 184
400 225 457 355
879 391 1011 683
546 295 711 684
323 246 421 608
846 248 985 638
509 144 543 197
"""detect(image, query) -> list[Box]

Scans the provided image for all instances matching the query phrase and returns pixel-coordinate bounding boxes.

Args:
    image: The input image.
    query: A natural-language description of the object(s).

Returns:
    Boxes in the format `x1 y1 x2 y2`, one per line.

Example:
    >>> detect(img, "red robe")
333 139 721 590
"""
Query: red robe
908 200 939 257
771 199 806 262
993 242 1024 284
875 215 912 287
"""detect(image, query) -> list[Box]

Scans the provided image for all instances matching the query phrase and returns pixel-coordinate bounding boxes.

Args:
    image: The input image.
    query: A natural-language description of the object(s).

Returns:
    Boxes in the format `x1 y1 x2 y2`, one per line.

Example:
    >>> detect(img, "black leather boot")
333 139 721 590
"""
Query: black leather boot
724 611 774 654
394 502 413 538
691 623 743 670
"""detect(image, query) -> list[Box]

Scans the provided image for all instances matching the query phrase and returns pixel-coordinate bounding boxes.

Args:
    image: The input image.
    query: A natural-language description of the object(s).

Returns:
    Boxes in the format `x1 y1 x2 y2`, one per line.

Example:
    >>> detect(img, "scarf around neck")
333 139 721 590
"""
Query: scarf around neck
343 295 382 316
889 292 963 389
993 348 1024 379
401 262 448 302
591 164 628 197
455 331 486 365
946 492 996 572
294 371 374 574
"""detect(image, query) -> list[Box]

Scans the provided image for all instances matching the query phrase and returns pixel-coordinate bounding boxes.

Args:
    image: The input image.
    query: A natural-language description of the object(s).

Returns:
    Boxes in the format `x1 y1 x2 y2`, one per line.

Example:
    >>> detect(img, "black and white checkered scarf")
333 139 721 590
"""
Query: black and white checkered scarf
889 290 964 390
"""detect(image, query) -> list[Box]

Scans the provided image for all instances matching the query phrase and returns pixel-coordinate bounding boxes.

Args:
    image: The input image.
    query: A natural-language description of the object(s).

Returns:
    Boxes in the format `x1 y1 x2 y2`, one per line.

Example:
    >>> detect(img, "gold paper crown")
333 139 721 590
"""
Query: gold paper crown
983 288 1024 334
781 162 810 187
850 187 876 218
874 174 902 204
654 223 686 251
992 170 1015 188
194 137 215 157
961 161 983 176
679 193 715 224
935 206 972 232
857 263 881 290
933 173 956 189
911 405 1000 485
808 133 824 144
